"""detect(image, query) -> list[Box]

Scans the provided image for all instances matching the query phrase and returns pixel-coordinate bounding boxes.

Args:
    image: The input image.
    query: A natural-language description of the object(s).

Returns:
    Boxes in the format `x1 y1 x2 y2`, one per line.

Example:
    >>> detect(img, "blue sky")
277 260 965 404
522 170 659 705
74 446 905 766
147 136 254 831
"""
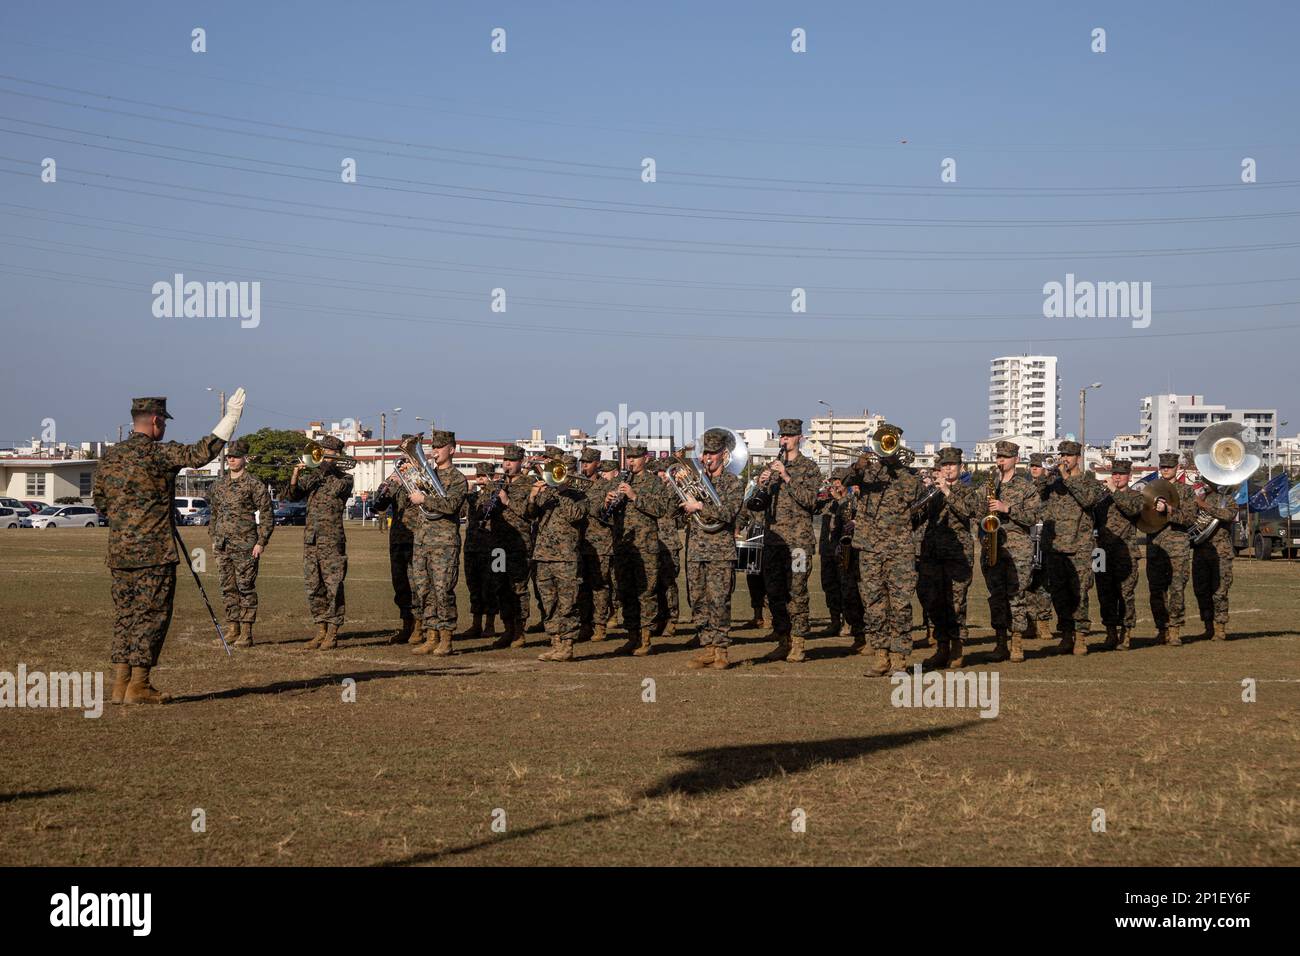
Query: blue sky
1 1 1297 449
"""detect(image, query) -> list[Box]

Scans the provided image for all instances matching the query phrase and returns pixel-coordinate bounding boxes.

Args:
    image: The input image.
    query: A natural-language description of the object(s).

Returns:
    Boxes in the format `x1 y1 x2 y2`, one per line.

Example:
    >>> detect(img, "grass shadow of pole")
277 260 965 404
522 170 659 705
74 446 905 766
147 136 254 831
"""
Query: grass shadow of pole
378 722 980 866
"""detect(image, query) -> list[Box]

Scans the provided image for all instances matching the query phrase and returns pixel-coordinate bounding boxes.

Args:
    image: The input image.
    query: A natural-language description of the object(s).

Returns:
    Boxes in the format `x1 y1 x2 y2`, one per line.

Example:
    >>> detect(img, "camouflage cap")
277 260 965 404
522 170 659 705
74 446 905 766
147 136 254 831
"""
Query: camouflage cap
598 459 620 472
1111 459 1132 475
130 397 173 420
624 443 648 458
543 445 564 459
937 447 964 465
428 429 455 449
1028 453 1045 467
1058 439 1083 456
399 433 416 441
317 435 345 452
830 466 852 481
502 444 525 461
1158 452 1180 468
701 429 730 454
579 447 600 463
474 461 496 476
227 438 250 457
994 440 1020 458
777 418 803 436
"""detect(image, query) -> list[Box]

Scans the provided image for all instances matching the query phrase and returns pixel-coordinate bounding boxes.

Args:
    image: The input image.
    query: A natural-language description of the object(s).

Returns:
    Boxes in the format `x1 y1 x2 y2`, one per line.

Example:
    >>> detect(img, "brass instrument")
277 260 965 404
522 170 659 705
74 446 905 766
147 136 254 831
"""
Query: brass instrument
982 474 1002 566
536 458 594 490
301 439 358 470
824 425 917 470
664 429 749 532
1188 488 1223 547
395 435 447 518
1183 423 1257 546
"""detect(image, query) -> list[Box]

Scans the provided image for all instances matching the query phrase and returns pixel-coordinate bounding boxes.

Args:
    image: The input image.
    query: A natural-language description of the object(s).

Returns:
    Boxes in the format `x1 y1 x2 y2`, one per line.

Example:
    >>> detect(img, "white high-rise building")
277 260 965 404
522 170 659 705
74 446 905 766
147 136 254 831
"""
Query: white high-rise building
1136 394 1278 468
988 355 1059 442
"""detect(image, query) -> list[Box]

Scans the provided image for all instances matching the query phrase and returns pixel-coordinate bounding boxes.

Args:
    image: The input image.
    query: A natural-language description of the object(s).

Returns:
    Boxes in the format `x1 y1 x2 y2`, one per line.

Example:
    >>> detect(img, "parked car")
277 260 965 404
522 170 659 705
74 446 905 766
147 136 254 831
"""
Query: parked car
0 506 22 528
274 502 307 525
25 504 101 528
182 506 211 526
97 511 108 527
21 500 44 514
173 497 208 519
0 497 27 513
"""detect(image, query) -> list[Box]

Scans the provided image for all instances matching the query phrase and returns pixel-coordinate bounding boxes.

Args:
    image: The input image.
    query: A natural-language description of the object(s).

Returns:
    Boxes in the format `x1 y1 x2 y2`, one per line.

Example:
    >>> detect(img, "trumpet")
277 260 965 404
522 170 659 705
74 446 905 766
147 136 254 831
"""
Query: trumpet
301 439 358 470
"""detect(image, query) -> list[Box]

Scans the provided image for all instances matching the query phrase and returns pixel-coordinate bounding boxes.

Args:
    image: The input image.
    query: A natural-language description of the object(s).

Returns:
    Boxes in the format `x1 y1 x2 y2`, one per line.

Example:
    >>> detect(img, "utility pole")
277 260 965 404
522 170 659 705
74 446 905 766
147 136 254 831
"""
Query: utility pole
1079 382 1102 456
380 412 387 487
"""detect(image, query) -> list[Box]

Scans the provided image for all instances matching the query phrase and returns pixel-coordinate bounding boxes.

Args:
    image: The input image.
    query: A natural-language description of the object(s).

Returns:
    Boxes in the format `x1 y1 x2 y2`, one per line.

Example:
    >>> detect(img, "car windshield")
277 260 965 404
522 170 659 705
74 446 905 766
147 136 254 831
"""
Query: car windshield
37 507 60 515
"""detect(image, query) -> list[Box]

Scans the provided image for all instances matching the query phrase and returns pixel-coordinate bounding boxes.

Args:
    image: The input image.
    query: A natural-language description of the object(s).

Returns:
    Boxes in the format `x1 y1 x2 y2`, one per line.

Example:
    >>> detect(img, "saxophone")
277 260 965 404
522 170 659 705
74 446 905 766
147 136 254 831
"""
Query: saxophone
982 474 1002 566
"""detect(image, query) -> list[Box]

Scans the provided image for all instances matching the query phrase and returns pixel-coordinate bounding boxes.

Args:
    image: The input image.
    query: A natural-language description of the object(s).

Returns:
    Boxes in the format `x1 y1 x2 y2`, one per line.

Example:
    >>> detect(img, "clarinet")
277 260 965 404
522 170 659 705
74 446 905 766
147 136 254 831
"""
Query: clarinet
600 468 633 524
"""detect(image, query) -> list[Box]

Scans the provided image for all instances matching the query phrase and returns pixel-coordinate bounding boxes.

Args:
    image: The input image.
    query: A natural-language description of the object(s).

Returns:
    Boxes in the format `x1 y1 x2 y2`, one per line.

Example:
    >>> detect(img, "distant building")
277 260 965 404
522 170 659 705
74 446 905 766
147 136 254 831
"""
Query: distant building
807 411 887 467
1108 433 1146 462
1137 394 1278 467
0 458 99 505
974 433 1051 463
988 355 1060 443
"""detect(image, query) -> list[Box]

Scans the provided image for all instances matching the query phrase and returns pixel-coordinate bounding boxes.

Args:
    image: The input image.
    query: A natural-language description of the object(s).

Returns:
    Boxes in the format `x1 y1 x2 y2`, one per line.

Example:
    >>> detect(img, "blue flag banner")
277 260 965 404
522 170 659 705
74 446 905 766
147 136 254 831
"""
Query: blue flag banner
1248 473 1290 513
1236 481 1249 506
1133 471 1158 487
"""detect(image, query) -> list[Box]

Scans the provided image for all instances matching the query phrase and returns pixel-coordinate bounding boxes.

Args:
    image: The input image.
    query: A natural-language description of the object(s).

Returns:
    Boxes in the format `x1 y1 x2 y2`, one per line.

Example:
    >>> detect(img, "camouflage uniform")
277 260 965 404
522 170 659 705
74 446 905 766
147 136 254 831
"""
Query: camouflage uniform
755 432 821 637
1094 475 1145 632
490 452 536 635
287 460 353 626
654 508 685 630
372 455 419 621
844 450 926 655
1025 457 1055 626
410 455 468 632
1146 469 1198 632
1040 445 1108 637
980 472 1045 637
915 470 980 644
831 491 864 634
685 469 745 647
527 476 589 652
580 471 617 632
1192 486 1238 633
463 470 501 621
611 452 675 634
207 466 274 624
816 493 842 625
93 423 225 666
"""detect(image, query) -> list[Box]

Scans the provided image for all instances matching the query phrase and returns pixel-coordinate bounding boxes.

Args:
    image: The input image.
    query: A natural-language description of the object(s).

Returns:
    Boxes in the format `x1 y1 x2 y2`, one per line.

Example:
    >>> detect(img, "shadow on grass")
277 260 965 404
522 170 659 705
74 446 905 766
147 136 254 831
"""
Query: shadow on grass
0 786 87 805
168 664 480 704
377 723 979 866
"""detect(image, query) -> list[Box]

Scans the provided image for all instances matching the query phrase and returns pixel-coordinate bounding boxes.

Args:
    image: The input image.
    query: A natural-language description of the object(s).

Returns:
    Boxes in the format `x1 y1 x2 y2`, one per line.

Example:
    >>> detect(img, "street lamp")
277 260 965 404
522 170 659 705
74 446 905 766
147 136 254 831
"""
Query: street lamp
818 400 834 469
1079 382 1102 451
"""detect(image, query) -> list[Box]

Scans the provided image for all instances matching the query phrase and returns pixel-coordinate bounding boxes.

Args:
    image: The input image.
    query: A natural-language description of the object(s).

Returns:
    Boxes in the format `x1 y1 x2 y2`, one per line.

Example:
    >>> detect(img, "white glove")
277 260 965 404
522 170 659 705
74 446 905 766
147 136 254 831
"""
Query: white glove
213 387 246 441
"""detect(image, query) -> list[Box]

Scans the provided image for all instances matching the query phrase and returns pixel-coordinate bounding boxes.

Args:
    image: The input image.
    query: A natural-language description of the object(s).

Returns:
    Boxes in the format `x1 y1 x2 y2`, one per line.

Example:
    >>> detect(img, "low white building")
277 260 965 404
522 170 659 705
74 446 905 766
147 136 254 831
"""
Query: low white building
1137 394 1278 467
0 458 99 505
973 433 1051 463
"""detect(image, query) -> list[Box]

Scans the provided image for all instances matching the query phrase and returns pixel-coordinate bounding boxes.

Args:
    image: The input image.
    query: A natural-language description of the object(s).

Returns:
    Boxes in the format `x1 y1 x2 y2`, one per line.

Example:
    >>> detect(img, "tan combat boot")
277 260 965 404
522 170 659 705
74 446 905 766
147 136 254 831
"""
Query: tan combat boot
463 614 483 640
663 619 678 638
123 666 167 704
1165 625 1182 647
1037 620 1054 641
922 637 950 670
591 624 608 642
412 625 439 654
318 624 339 650
1009 631 1025 663
548 639 574 662
759 633 792 662
235 622 255 648
1056 632 1076 655
509 622 527 649
110 663 130 705
407 620 425 646
429 629 454 657
988 631 1010 663
888 651 908 673
632 627 654 657
785 635 807 663
1118 627 1131 650
482 614 497 638
710 645 730 670
1072 632 1089 656
305 622 328 649
864 648 891 677
1214 622 1228 641
1101 624 1119 651
538 637 559 661
394 615 415 645
687 646 716 669
948 639 965 668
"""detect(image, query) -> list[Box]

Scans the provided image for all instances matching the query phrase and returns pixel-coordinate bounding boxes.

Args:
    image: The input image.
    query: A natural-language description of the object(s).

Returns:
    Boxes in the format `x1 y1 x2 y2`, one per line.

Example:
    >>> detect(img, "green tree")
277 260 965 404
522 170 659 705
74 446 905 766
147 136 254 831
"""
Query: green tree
243 428 308 496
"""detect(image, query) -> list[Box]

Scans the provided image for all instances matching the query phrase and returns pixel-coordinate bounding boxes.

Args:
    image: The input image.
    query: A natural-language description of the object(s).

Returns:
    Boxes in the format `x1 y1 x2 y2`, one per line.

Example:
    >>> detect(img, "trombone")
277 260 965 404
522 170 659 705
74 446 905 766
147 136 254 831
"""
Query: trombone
301 439 357 470
533 458 594 490
824 432 916 469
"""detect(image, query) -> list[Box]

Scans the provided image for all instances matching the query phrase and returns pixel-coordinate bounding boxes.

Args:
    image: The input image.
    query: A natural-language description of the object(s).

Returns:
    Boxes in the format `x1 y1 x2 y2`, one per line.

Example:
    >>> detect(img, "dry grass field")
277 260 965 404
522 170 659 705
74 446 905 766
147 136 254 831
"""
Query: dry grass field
1 525 1297 867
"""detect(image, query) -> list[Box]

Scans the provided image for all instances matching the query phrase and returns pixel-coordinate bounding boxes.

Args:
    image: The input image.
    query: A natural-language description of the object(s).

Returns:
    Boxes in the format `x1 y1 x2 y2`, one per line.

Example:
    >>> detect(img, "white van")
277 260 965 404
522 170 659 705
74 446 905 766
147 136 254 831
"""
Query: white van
174 497 208 518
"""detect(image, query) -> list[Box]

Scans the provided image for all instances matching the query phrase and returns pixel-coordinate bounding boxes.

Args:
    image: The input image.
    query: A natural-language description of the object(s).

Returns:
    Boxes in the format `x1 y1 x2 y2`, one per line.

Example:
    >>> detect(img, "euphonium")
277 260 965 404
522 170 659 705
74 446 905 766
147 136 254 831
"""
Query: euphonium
396 435 447 518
